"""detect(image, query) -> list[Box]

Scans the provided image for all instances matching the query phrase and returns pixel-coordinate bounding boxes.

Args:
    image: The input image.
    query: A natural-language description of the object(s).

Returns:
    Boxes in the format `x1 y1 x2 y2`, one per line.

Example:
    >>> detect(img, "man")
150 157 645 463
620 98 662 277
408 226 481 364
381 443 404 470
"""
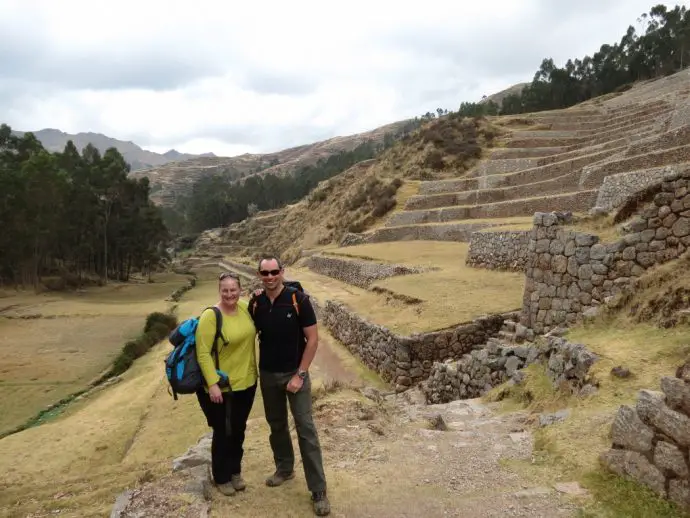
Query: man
248 255 330 516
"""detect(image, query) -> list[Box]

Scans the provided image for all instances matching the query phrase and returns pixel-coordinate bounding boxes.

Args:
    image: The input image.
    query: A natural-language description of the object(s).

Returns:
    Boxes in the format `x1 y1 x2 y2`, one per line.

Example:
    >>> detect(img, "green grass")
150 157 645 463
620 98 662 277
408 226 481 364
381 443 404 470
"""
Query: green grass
579 470 689 518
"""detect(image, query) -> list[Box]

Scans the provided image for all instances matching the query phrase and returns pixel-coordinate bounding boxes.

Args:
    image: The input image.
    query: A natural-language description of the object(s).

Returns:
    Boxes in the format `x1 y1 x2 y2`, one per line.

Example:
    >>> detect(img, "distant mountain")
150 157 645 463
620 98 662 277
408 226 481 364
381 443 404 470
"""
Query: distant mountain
479 82 529 106
12 128 216 171
129 120 417 206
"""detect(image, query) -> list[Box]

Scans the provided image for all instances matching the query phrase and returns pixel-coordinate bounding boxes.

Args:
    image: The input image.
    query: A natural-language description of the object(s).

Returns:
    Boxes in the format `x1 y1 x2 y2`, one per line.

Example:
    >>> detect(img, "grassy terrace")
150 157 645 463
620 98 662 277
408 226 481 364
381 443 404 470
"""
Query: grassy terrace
291 241 525 334
0 273 190 436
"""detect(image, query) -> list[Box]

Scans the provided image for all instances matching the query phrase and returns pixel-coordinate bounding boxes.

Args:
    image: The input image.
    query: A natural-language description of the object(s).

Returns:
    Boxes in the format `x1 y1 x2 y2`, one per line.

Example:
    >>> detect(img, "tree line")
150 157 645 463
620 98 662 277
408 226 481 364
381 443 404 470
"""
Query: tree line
0 124 169 287
164 120 422 235
458 4 690 117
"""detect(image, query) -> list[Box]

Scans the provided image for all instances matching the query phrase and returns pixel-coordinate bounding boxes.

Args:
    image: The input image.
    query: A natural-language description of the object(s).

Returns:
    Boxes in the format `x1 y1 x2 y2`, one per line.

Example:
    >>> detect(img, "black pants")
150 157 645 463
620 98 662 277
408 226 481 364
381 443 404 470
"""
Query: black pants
196 383 257 484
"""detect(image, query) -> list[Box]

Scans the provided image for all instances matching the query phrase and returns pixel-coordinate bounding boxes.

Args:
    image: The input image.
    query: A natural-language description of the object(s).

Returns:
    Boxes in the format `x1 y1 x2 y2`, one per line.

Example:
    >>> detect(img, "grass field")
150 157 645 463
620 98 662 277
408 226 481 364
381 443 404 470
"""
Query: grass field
0 273 190 437
0 265 383 518
293 241 525 334
485 266 690 518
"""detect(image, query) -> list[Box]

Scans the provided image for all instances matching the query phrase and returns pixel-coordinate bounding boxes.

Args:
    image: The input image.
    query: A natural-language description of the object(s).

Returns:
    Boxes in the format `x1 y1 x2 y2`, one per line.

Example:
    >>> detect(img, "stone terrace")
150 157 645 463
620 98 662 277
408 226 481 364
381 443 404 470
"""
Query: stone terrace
344 69 690 247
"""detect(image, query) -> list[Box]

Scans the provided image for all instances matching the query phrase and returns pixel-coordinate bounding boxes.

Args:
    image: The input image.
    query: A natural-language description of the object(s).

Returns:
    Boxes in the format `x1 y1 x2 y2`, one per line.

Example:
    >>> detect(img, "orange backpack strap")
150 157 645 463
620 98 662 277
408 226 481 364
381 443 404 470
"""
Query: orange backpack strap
291 292 300 316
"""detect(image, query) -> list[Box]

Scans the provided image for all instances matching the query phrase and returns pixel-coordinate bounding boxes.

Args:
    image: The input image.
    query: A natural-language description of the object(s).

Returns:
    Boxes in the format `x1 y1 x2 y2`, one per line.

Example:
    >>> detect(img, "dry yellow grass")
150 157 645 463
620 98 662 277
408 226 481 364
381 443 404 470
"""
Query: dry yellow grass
486 258 690 518
294 241 525 333
565 214 625 244
0 264 387 518
367 179 421 230
0 273 190 436
0 268 221 517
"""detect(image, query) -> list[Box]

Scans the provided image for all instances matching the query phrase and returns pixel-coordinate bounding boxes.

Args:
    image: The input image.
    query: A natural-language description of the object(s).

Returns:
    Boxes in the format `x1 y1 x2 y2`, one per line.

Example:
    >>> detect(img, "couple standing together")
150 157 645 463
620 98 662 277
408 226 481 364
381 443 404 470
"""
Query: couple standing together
194 255 331 516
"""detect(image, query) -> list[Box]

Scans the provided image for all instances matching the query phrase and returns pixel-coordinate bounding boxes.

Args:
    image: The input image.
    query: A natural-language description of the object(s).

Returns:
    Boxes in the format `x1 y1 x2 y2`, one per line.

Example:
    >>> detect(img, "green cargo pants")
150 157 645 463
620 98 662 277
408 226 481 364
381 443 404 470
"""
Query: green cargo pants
260 370 327 493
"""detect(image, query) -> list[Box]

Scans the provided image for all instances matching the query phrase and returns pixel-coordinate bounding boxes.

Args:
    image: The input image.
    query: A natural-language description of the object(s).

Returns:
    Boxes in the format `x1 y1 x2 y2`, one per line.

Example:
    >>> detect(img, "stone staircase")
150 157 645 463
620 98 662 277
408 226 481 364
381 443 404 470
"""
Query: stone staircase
344 75 690 246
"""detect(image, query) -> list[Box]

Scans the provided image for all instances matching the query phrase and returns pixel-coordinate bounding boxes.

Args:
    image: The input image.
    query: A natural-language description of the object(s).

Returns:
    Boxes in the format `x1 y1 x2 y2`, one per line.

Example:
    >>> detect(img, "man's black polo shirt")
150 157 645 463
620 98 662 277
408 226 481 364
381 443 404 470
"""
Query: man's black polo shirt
249 286 317 373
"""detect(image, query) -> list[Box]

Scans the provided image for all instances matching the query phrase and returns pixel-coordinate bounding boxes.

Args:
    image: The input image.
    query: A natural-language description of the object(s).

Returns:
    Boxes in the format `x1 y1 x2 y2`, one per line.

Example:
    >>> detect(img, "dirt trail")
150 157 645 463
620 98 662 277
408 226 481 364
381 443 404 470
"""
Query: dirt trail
309 333 363 386
297 300 583 516
114 284 585 518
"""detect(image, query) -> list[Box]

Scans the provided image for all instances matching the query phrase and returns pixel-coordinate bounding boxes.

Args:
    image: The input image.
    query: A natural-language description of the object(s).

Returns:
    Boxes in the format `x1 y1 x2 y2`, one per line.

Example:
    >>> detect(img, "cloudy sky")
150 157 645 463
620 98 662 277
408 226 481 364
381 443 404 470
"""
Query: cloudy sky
1 0 683 157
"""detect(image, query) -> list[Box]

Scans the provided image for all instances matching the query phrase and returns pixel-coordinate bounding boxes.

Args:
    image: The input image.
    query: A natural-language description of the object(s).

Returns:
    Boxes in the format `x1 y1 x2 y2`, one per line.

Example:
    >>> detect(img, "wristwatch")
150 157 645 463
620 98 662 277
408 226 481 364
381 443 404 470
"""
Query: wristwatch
297 369 307 380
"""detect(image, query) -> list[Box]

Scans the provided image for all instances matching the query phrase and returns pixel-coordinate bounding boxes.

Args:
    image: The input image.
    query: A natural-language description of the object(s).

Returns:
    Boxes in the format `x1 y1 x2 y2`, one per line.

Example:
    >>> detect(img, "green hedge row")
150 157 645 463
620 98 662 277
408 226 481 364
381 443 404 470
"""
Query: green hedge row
100 311 178 381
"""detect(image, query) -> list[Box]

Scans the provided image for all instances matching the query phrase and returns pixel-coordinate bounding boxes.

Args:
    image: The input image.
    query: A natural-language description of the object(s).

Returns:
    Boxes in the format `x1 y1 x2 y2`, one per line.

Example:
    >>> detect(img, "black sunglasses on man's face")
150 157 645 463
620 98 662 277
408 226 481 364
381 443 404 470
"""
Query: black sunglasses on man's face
259 269 281 277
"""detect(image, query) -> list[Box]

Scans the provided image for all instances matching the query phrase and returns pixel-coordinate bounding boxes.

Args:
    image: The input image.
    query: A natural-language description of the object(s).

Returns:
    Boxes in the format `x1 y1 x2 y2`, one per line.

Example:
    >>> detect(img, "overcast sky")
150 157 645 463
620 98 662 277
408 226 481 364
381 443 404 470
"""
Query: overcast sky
1 0 684 157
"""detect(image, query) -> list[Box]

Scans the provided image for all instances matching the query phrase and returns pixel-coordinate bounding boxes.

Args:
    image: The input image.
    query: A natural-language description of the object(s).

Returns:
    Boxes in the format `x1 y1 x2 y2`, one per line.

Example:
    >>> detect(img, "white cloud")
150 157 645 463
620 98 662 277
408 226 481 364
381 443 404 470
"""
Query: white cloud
1 0 684 156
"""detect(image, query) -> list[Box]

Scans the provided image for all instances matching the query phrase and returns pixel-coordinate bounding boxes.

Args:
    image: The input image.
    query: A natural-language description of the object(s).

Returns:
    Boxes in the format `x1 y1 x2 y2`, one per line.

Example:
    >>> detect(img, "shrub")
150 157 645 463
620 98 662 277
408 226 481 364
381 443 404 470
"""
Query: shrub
424 150 445 170
372 197 396 217
147 321 173 343
144 311 177 333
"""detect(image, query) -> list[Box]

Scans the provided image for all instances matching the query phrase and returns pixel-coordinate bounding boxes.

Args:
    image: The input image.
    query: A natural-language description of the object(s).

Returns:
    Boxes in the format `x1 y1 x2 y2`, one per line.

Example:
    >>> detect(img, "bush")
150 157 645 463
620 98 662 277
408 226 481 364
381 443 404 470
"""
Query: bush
110 352 135 377
147 321 173 343
424 150 445 170
144 311 177 334
372 197 396 217
103 310 179 381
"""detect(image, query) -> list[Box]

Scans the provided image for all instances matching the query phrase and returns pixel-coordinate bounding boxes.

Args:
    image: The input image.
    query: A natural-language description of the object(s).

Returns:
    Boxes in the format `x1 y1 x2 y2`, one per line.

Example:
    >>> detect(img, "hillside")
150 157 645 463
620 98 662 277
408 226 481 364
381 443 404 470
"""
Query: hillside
11 128 215 171
189 114 501 263
130 120 417 206
480 82 529 106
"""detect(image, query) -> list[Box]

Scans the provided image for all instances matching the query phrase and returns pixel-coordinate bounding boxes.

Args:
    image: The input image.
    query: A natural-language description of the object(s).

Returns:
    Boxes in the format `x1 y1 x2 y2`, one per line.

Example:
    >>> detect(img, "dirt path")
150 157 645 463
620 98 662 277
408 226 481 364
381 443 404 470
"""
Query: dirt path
114 280 586 517
309 333 364 387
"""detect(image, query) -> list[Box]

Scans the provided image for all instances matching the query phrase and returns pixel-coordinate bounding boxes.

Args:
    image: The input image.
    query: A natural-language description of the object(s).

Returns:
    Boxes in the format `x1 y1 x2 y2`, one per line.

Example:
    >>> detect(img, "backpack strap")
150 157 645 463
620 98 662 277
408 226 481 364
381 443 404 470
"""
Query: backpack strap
291 291 300 316
207 306 224 370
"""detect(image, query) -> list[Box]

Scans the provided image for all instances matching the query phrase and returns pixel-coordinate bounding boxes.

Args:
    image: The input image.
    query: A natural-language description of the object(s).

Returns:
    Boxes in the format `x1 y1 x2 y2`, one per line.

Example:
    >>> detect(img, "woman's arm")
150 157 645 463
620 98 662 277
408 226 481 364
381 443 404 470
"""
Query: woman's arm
195 308 221 389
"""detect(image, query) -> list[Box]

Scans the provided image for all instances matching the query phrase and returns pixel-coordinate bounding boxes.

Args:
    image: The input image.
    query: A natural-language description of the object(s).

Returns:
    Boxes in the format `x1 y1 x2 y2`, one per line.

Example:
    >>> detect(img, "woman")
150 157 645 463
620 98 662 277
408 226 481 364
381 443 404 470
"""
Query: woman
195 271 258 496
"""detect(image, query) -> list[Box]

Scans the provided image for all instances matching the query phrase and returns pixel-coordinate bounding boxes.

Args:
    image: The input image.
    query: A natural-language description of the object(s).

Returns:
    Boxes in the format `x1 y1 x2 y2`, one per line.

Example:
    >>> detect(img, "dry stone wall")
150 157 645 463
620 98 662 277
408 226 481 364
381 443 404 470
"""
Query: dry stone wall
580 145 690 190
521 170 690 333
343 221 498 245
321 300 505 392
422 335 598 404
305 255 427 288
593 165 689 212
600 372 690 511
466 230 530 271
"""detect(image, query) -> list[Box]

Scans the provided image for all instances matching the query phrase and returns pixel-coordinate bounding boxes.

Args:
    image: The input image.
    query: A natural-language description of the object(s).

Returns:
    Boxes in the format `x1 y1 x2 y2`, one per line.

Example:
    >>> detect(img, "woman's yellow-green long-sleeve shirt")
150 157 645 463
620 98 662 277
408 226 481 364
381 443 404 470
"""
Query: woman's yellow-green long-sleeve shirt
195 300 258 392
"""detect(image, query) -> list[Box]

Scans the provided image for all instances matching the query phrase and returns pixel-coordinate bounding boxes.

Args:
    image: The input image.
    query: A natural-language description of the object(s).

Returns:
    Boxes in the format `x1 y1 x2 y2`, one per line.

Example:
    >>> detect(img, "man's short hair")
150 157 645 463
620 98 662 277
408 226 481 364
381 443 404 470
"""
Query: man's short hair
257 254 283 271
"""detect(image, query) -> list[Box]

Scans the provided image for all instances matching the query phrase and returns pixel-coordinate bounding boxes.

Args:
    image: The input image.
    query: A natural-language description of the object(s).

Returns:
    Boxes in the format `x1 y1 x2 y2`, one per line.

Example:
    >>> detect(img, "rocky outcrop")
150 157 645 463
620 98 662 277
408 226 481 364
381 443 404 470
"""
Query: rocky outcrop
600 373 690 511
421 335 598 404
322 300 506 392
305 255 427 288
466 230 530 271
110 433 212 518
521 169 690 333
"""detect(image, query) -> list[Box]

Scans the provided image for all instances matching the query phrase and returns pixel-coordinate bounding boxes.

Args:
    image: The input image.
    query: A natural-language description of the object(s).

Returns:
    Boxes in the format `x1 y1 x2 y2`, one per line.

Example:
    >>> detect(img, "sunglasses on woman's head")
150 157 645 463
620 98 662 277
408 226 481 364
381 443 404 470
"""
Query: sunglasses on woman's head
259 269 281 277
219 272 240 280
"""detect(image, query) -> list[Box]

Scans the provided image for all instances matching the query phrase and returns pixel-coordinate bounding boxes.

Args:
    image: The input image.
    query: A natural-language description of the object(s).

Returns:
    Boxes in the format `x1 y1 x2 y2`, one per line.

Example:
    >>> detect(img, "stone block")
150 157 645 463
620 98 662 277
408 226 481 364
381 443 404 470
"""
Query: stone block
611 405 654 454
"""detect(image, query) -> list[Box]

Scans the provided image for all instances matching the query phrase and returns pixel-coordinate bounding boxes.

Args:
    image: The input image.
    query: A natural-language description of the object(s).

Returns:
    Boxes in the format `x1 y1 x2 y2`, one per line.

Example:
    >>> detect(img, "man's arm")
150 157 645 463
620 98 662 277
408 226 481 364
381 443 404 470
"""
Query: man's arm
299 323 318 372
287 294 318 393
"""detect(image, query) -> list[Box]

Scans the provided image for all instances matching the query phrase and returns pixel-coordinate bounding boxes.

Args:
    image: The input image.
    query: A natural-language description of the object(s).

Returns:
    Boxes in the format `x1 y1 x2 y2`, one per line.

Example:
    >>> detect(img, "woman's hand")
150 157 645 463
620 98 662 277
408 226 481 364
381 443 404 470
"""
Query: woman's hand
209 384 223 404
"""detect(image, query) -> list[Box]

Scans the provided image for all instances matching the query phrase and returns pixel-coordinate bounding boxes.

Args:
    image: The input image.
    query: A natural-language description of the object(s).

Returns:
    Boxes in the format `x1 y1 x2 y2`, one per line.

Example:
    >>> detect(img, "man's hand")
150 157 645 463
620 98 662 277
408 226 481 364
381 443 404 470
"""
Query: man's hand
286 374 304 393
209 383 223 403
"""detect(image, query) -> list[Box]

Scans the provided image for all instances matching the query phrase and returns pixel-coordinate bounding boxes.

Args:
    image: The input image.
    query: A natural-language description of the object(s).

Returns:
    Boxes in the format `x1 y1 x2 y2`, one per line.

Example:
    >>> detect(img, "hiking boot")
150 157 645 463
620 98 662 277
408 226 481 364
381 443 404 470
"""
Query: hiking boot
265 470 295 487
312 491 331 516
216 482 236 496
231 473 246 491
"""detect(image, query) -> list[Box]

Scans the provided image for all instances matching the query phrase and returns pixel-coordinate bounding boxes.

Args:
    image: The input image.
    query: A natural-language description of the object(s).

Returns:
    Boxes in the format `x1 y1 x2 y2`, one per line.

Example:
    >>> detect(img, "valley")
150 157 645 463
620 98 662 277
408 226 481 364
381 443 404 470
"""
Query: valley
4 11 690 516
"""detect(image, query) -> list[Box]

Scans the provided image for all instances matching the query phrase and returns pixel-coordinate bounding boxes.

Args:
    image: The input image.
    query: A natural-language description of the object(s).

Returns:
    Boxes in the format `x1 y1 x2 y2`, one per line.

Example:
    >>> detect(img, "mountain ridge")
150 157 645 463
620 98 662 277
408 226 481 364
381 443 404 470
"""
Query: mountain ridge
11 128 216 171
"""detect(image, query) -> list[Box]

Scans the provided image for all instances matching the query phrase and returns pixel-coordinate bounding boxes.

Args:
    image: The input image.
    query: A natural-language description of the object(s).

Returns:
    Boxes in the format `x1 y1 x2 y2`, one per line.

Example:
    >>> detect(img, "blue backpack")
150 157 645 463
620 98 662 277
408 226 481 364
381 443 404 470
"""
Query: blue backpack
164 306 229 400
